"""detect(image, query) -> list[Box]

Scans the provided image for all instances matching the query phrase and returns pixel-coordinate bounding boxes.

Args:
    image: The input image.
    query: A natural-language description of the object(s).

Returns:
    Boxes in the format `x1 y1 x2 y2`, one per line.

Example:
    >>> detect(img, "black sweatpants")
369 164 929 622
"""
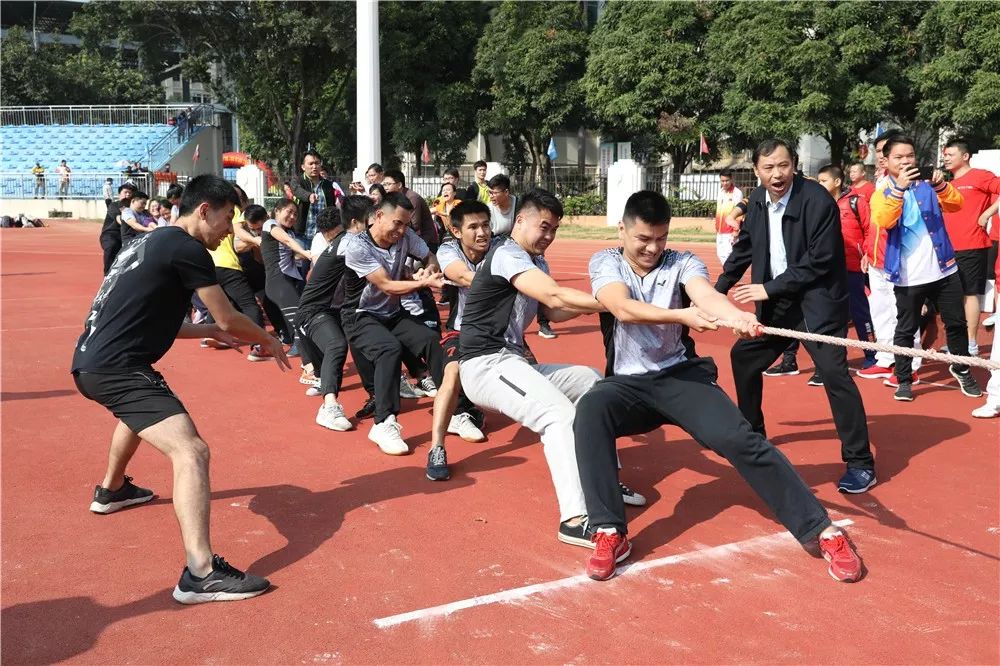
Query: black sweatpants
729 300 873 470
297 309 375 398
893 271 970 382
574 358 831 542
264 272 310 365
343 310 445 423
216 267 264 327
100 233 121 275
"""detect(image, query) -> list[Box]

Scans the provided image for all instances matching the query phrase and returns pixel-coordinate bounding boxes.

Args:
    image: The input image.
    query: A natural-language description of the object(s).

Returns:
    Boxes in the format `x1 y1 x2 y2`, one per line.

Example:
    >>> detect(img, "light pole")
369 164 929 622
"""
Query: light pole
355 0 381 184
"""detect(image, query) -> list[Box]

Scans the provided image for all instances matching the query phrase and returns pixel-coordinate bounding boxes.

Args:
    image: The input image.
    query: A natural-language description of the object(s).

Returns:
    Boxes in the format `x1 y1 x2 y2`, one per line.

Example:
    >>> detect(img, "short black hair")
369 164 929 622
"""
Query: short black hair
383 168 406 186
444 167 460 179
301 149 322 164
623 190 671 227
118 183 136 195
450 200 491 229
440 182 457 195
817 164 844 182
487 173 510 190
882 134 916 157
243 204 268 224
516 188 563 220
316 206 342 233
165 183 184 200
719 168 733 178
368 183 387 198
178 175 238 216
945 137 972 156
379 190 414 213
232 184 249 208
342 194 374 226
752 139 798 166
366 163 384 174
271 198 297 217
473 160 487 170
874 129 902 150
132 190 150 202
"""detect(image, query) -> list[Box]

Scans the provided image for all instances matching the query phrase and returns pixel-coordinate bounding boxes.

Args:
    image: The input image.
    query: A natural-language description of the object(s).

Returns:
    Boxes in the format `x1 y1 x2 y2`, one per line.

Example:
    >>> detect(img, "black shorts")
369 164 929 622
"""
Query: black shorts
441 329 460 363
73 368 188 434
955 248 989 295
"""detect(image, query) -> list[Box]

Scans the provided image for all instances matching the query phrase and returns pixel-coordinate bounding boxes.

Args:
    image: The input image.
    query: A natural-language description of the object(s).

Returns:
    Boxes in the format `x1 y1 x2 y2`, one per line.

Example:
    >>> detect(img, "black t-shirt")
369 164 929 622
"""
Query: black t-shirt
101 201 121 237
71 227 218 372
459 237 548 361
297 231 349 323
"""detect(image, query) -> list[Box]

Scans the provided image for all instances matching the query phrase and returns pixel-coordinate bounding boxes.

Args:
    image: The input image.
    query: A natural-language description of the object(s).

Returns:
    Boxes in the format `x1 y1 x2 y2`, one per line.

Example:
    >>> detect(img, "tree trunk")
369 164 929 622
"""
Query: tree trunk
524 130 539 184
669 146 690 195
827 128 847 167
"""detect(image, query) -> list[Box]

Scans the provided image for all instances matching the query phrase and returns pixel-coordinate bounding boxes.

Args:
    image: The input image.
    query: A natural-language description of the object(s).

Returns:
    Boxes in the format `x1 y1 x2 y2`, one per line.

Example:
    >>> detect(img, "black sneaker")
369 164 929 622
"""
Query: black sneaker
426 446 450 481
172 555 270 604
89 476 154 514
807 373 824 386
893 382 914 402
355 395 376 420
949 365 983 398
764 358 799 376
557 516 594 549
538 323 558 339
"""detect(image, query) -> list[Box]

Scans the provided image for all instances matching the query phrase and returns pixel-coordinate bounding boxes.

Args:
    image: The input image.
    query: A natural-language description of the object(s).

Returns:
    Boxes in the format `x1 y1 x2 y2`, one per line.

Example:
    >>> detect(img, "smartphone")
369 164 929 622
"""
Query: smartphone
915 166 935 181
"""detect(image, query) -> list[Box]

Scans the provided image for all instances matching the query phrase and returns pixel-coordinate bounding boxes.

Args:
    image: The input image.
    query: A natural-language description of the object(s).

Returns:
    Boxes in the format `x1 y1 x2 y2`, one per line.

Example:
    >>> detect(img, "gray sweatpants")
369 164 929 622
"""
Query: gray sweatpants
459 349 600 521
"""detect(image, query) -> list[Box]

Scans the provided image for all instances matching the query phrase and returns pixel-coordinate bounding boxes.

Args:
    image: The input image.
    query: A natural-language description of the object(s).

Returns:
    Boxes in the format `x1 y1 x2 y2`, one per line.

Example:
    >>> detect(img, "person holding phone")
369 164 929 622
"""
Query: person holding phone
870 134 981 402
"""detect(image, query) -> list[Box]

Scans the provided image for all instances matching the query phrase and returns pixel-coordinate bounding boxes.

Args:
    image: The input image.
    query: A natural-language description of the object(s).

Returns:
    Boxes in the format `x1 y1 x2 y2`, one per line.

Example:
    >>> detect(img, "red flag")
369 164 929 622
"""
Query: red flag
421 140 431 165
193 144 201 163
699 133 709 155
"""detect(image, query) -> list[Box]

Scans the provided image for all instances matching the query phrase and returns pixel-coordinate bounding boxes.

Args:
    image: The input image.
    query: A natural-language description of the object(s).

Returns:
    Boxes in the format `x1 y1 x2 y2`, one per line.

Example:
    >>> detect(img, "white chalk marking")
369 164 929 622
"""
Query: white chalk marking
373 519 854 628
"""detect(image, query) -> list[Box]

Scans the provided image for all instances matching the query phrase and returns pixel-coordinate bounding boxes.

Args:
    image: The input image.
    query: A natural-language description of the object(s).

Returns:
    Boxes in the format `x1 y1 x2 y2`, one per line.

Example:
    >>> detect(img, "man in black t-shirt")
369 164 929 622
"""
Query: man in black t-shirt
72 175 290 605
99 183 135 275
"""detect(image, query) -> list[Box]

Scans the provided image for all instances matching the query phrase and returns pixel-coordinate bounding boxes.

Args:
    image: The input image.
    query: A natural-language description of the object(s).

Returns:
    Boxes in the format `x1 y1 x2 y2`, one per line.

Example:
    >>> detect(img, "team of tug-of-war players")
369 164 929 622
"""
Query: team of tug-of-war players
71 134 998 604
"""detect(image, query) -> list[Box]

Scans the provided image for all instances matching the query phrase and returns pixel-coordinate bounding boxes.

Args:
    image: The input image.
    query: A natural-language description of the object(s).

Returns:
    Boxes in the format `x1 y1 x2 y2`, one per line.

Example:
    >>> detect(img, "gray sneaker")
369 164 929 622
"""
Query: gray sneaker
172 555 269 604
316 403 352 431
949 365 982 398
399 375 421 399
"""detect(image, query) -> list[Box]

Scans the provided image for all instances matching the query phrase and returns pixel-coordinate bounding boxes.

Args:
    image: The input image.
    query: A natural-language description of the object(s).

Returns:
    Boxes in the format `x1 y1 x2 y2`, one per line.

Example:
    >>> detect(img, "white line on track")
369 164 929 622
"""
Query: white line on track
373 518 854 629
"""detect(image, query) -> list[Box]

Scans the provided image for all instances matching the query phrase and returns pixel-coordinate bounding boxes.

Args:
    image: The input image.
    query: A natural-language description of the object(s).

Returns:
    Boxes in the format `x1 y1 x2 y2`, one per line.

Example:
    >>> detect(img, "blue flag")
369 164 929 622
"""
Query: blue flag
546 138 558 161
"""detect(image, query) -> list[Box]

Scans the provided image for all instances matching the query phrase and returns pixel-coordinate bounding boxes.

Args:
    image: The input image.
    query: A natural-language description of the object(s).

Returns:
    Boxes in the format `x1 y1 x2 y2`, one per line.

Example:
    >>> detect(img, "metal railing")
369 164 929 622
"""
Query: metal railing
0 171 155 199
409 165 606 200
1 105 200 126
137 103 216 169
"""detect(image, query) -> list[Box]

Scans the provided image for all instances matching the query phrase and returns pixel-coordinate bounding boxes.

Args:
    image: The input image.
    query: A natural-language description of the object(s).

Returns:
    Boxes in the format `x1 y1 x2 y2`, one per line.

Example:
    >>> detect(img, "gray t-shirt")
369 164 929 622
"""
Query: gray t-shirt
343 226 430 317
590 248 708 376
435 238 487 331
488 195 517 236
459 237 548 359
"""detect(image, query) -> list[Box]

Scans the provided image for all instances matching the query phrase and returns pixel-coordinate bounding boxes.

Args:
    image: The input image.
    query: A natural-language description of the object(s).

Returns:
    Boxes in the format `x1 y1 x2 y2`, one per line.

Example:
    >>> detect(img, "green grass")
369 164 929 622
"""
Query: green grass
558 224 714 243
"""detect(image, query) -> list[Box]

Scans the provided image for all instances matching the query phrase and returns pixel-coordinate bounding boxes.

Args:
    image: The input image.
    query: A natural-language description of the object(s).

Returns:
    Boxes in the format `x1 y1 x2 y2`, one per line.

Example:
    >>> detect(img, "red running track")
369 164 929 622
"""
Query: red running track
2 221 998 664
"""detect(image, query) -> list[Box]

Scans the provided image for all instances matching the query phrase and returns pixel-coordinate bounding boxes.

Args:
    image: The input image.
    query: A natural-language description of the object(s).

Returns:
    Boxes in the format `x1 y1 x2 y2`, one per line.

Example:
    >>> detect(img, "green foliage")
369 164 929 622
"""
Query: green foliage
667 198 716 218
562 192 606 216
916 1 1000 146
473 1 589 178
0 26 162 106
583 1 719 175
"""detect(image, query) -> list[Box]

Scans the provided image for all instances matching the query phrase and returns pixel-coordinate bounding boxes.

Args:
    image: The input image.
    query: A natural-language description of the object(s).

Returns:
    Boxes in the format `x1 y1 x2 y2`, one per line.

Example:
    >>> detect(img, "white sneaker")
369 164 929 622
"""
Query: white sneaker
305 386 321 397
971 403 1000 418
399 375 421 399
414 376 438 397
447 413 486 442
983 313 997 329
368 415 408 455
316 403 352 431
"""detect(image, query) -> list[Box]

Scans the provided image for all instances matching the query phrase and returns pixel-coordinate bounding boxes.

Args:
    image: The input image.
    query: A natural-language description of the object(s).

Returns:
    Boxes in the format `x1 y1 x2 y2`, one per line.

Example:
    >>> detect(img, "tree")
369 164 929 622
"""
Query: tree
706 1 929 164
916 1 1000 148
0 26 162 106
583 1 720 186
379 2 490 170
473 1 589 181
71 1 357 175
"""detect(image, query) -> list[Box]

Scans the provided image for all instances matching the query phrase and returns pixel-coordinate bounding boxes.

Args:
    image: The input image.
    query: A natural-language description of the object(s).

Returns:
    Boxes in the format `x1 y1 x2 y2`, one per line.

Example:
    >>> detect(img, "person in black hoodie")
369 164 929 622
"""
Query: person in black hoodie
715 139 875 495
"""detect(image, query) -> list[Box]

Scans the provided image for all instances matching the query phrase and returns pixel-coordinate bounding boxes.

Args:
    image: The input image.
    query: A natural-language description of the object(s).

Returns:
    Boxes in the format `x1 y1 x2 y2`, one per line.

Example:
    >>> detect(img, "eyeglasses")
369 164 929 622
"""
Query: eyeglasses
383 180 398 187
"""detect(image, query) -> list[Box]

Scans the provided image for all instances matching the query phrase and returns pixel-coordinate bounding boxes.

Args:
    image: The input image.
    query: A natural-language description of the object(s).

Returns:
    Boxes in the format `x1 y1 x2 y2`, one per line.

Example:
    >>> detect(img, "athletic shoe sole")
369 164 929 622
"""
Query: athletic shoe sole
763 370 800 376
447 426 487 442
316 417 352 432
89 494 155 514
622 494 646 507
538 332 557 339
856 368 893 379
172 587 268 604
247 355 270 362
426 469 451 481
557 531 596 550
948 366 983 398
837 478 877 494
893 393 914 402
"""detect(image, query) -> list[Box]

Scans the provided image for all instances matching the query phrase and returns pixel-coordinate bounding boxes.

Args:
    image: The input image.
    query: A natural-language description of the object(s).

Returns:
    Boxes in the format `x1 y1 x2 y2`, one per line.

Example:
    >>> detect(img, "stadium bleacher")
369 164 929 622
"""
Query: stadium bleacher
0 123 174 172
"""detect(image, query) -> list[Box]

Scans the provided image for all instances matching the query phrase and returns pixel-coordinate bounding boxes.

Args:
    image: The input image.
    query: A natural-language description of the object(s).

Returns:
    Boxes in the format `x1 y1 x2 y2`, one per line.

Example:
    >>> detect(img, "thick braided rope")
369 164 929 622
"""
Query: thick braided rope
716 320 1000 372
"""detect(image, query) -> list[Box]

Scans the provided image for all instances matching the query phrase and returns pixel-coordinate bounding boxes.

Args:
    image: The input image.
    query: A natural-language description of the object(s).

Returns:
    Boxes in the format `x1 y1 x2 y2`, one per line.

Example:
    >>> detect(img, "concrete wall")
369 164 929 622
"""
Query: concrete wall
0 198 107 221
168 126 224 178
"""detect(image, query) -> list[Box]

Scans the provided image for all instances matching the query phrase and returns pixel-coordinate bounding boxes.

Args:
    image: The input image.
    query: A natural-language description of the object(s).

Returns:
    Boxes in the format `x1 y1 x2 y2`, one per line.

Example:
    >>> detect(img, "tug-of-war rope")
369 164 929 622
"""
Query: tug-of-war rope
715 320 1000 372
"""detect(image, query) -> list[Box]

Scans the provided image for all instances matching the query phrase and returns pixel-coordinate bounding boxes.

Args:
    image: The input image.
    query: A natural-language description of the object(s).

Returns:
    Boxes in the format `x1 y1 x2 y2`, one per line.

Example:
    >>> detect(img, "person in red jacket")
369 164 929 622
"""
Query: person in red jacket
847 162 875 202
942 138 1000 355
817 165 876 372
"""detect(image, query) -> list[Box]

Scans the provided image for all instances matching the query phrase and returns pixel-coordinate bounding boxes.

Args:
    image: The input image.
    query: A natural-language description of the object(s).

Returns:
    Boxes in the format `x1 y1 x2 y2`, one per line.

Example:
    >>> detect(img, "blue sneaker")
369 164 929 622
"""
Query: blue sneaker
837 468 876 494
287 343 300 358
861 357 877 370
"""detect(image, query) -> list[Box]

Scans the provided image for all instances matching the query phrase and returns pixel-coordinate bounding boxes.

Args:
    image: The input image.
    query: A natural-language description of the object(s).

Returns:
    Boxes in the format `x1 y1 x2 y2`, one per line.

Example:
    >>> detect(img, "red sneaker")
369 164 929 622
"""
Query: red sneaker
856 364 893 379
586 530 631 581
818 531 863 582
883 373 920 388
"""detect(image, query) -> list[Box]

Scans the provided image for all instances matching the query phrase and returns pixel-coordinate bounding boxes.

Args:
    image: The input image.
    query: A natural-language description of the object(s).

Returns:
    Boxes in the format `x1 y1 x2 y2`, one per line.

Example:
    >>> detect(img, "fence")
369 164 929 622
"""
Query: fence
409 165 606 200
137 103 217 169
644 167 758 200
0 105 205 127
0 172 157 200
